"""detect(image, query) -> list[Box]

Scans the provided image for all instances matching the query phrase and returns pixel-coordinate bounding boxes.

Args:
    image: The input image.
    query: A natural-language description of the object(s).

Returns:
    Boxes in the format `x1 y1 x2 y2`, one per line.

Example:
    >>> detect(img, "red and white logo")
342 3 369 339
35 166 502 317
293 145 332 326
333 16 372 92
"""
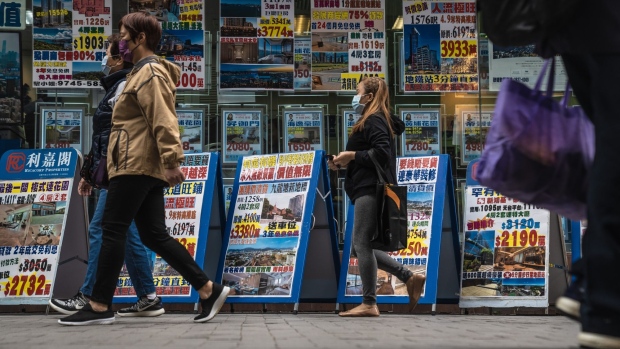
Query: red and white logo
6 153 26 173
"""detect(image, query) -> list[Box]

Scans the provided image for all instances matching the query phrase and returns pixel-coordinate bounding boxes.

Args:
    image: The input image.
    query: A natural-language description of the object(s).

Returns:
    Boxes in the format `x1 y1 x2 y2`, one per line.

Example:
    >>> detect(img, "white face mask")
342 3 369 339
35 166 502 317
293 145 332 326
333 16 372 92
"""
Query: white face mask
101 55 111 76
352 94 365 114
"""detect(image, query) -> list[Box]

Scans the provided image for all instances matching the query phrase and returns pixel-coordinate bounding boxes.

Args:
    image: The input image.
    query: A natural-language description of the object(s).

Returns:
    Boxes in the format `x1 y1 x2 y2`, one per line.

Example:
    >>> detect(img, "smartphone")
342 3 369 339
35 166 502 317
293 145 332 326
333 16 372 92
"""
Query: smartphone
325 154 340 168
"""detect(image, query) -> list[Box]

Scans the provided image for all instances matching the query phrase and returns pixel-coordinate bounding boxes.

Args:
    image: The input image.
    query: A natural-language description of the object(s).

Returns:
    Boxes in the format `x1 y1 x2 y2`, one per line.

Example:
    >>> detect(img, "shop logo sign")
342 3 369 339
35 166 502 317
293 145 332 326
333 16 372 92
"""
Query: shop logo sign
6 152 25 172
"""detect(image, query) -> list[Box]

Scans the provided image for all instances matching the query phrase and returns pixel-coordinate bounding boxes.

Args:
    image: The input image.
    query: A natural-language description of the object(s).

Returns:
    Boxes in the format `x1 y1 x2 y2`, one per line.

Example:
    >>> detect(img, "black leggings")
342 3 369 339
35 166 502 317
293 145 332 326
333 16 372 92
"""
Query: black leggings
90 175 210 305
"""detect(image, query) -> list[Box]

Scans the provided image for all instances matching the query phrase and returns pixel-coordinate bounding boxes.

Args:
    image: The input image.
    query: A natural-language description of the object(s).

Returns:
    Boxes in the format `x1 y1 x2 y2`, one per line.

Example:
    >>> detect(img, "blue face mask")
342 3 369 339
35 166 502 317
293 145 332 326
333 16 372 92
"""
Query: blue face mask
101 55 111 76
352 94 365 114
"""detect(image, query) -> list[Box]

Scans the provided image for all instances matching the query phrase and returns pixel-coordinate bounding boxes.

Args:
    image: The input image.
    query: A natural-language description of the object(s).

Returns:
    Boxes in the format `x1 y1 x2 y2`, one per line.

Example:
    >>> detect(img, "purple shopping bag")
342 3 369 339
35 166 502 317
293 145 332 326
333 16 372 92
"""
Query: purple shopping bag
476 58 594 220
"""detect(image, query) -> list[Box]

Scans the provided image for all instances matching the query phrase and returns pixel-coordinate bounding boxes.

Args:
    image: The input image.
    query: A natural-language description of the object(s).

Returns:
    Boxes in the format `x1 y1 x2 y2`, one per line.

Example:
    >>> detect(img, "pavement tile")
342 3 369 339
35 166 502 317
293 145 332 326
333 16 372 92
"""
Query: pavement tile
0 313 580 348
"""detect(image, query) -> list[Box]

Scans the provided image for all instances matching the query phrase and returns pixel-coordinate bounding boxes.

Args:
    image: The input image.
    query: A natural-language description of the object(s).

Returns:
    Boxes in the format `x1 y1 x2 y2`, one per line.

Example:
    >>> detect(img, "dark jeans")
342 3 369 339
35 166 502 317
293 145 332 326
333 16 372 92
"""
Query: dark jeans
562 54 620 330
90 175 210 305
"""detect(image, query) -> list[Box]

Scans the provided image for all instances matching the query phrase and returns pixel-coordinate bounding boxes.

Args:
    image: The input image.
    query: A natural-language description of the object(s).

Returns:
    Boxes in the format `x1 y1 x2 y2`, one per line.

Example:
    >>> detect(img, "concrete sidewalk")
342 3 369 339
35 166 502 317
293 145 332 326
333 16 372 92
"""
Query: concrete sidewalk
0 313 579 349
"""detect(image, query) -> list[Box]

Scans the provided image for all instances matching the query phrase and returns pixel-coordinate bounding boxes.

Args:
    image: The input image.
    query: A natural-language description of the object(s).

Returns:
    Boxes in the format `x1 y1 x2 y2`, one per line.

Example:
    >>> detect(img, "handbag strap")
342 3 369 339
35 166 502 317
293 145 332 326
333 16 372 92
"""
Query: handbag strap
560 82 572 108
368 149 388 184
534 57 556 97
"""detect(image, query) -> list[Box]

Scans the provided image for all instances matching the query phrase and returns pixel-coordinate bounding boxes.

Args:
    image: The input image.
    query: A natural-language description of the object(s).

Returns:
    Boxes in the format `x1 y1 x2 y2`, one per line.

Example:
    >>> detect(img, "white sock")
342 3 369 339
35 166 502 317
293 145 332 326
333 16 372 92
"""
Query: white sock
146 292 157 300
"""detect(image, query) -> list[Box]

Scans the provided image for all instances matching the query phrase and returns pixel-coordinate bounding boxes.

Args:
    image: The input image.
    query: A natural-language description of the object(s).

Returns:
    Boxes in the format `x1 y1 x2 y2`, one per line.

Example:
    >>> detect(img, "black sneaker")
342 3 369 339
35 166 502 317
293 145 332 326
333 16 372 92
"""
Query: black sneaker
49 291 89 315
117 296 165 317
58 303 115 326
556 277 584 321
194 283 230 323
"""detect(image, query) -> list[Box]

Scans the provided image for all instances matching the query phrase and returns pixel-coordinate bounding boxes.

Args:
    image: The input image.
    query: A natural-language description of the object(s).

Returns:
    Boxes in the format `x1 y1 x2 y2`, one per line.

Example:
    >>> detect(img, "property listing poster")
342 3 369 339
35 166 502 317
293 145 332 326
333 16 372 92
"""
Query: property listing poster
284 109 323 152
41 108 83 153
222 109 262 163
177 109 203 153
460 186 550 304
311 0 386 91
345 156 438 298
115 154 210 297
222 152 314 296
401 109 441 156
478 37 489 91
224 185 233 216
0 31 23 124
488 42 568 92
219 0 294 91
129 0 205 90
342 109 361 149
0 151 75 301
294 37 312 90
32 0 112 88
461 110 492 164
402 0 479 92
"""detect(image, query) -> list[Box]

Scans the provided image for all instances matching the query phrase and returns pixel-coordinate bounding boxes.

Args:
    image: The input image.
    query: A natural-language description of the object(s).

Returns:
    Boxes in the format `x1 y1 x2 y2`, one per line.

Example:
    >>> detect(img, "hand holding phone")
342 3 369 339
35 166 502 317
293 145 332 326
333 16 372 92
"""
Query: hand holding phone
325 154 340 169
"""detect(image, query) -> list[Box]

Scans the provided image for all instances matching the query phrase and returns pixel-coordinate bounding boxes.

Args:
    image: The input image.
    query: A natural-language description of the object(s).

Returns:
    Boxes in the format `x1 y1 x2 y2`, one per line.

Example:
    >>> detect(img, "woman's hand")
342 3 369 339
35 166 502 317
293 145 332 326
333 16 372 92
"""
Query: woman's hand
165 167 186 187
77 178 93 196
333 151 355 169
327 157 340 171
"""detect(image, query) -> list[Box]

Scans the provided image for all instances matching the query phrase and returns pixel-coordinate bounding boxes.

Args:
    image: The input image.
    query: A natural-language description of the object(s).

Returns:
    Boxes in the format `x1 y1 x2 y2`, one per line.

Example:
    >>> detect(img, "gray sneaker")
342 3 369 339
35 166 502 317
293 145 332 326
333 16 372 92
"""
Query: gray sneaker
49 292 89 315
117 296 165 317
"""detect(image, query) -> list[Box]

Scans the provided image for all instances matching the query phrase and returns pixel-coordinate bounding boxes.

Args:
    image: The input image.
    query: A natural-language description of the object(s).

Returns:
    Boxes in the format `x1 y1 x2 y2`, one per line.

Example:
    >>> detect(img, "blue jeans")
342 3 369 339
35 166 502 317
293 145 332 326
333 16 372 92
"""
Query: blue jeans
80 189 156 297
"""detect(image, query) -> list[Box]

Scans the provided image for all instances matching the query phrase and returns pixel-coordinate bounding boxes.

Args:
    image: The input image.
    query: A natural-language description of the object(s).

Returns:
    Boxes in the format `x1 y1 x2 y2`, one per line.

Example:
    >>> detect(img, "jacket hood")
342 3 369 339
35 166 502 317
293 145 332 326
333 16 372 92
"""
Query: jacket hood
132 55 180 85
155 57 181 85
390 114 405 136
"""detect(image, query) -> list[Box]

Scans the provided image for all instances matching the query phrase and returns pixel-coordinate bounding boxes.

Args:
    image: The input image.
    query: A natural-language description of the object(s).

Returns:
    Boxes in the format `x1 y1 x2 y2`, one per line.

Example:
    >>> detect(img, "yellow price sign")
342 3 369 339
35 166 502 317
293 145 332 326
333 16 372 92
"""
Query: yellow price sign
230 223 261 239
258 16 293 38
73 33 106 51
495 229 544 248
440 40 477 58
257 24 292 38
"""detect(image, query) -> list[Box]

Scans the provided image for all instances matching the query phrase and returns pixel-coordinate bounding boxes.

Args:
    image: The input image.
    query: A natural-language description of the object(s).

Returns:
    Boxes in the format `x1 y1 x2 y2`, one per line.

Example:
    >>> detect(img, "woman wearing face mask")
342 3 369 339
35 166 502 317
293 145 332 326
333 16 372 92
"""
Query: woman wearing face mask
58 12 229 326
328 77 426 317
50 34 165 318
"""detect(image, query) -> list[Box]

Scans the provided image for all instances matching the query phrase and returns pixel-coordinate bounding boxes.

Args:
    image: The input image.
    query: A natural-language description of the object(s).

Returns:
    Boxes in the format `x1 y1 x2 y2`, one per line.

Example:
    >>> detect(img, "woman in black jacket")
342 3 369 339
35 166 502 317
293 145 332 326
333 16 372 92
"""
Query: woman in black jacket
329 77 426 317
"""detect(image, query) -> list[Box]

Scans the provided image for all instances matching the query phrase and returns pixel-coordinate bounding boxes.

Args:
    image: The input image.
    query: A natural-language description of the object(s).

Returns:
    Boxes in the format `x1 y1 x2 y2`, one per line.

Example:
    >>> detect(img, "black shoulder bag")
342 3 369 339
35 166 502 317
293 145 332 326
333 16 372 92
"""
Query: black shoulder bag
368 149 408 252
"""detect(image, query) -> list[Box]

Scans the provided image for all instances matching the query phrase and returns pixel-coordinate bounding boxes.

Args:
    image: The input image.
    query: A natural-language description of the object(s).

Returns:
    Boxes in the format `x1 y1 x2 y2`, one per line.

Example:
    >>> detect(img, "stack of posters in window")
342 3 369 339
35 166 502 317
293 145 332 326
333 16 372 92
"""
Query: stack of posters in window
177 109 203 153
402 0 478 92
401 109 441 156
342 109 362 148
283 109 323 152
128 0 205 90
219 0 295 91
460 109 493 165
293 37 312 90
311 0 386 91
488 41 567 92
32 0 112 88
40 108 83 153
0 32 22 124
222 109 262 164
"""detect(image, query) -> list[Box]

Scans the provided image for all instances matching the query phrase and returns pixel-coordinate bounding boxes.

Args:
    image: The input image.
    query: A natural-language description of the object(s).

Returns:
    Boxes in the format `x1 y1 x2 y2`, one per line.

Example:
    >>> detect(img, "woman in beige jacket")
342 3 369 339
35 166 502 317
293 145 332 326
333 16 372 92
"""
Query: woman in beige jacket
58 12 230 326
